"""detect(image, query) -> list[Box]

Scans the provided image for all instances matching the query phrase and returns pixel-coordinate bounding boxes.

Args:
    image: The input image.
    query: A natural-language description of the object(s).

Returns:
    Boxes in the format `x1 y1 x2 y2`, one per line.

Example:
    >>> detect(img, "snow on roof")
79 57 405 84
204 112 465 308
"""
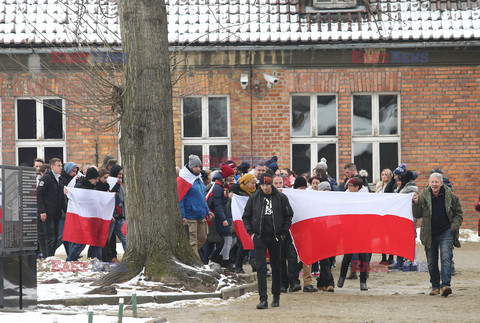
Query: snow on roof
0 0 479 47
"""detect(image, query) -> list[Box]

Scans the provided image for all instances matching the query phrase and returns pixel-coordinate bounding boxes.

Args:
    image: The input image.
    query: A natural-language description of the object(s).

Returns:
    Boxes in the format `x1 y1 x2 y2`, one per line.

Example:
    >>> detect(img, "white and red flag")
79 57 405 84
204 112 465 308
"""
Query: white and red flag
231 195 254 250
177 167 201 201
282 189 415 265
63 187 115 247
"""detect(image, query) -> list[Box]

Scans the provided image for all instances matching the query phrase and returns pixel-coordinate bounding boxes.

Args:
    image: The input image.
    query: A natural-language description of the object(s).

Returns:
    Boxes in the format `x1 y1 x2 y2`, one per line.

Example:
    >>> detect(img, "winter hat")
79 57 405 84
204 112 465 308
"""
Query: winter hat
239 173 256 185
265 156 279 173
393 163 407 175
226 160 237 169
237 162 250 174
85 167 100 180
221 164 235 178
316 158 328 170
317 181 331 191
258 173 273 185
188 154 202 168
293 176 307 189
63 162 79 175
398 170 414 184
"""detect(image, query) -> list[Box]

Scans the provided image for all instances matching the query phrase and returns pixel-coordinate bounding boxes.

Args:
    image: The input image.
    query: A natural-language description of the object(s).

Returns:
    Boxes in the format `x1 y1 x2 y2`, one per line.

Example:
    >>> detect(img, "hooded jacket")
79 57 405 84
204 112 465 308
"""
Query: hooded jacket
413 184 463 248
242 185 293 239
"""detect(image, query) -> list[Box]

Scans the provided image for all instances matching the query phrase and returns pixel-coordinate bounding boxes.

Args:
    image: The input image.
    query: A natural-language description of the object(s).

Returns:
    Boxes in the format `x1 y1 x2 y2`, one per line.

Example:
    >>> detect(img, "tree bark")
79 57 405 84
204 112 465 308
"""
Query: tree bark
96 0 207 287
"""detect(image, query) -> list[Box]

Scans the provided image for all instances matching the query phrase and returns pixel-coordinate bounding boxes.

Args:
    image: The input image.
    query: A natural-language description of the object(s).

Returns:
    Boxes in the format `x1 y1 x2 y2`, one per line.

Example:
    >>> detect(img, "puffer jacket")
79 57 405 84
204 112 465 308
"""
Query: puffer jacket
413 184 463 248
242 186 293 239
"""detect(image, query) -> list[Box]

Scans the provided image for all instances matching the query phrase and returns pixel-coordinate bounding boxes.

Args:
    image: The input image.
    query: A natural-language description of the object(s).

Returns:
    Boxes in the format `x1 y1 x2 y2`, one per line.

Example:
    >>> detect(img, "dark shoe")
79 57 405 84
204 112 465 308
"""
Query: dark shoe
303 285 318 293
288 283 301 292
429 288 440 296
337 276 345 288
346 271 358 280
318 286 327 292
280 286 287 293
271 296 279 307
360 282 368 291
256 300 268 309
235 268 245 274
441 286 452 297
221 259 235 272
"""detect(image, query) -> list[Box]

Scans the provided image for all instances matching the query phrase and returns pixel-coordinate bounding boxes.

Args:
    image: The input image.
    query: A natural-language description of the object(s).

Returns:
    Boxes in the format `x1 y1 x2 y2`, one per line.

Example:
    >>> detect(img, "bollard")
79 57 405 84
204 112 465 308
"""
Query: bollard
88 306 93 323
132 288 138 318
118 297 124 323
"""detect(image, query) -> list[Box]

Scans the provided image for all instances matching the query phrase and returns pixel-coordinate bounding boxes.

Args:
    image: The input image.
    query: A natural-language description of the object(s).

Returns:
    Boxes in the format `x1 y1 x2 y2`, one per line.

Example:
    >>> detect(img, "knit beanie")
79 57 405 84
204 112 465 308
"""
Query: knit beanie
293 176 307 189
221 164 235 178
265 156 279 173
86 167 100 180
188 154 202 168
239 173 256 185
316 157 328 170
317 181 331 191
258 173 273 185
237 162 250 174
393 163 407 175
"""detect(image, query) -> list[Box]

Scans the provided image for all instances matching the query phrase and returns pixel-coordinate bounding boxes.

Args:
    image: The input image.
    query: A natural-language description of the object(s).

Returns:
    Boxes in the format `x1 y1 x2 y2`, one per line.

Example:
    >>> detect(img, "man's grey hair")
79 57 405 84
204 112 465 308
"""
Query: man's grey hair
429 172 443 182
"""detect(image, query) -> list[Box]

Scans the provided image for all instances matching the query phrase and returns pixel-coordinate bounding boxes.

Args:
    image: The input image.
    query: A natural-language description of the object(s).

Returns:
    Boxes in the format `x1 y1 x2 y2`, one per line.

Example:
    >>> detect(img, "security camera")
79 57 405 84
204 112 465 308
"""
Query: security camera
263 73 279 88
240 74 248 89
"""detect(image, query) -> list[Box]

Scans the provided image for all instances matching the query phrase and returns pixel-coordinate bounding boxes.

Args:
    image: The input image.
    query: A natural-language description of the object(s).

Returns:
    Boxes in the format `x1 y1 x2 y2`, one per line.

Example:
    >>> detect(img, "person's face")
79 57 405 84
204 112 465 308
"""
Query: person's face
34 161 43 175
393 174 399 181
88 177 99 185
117 170 124 179
272 177 284 189
100 174 109 184
381 171 390 183
245 179 257 191
69 167 78 177
255 166 266 177
348 185 360 192
429 176 442 195
311 179 321 191
344 168 354 179
226 175 235 184
260 183 272 194
51 161 63 175
191 165 201 175
396 178 402 188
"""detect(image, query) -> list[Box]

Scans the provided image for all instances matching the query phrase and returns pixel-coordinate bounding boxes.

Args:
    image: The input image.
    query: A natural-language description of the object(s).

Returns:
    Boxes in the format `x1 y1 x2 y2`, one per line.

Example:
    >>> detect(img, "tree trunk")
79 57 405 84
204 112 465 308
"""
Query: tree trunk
96 0 210 288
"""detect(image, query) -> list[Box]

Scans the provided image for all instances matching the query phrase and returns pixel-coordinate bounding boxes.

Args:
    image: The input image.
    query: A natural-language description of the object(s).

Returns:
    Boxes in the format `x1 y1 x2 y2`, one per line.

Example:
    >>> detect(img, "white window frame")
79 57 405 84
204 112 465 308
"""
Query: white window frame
290 93 339 178
351 93 401 184
181 95 231 168
15 97 66 165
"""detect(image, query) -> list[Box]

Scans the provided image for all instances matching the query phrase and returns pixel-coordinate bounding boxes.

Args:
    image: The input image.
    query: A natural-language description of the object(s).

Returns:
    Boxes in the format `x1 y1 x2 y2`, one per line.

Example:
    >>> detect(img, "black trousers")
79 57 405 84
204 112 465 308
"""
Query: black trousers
317 258 335 287
280 235 300 289
254 234 282 301
340 253 370 283
37 216 59 258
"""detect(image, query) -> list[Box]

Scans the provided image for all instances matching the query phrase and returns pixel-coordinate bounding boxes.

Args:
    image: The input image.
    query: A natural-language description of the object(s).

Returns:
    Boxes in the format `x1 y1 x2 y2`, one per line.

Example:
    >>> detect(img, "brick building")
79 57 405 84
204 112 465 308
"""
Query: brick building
1 0 480 229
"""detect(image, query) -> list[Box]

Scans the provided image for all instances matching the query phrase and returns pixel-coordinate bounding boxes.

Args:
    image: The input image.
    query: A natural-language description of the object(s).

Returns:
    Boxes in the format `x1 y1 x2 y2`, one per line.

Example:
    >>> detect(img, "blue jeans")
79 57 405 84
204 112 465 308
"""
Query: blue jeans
108 219 127 252
425 228 454 289
67 243 86 261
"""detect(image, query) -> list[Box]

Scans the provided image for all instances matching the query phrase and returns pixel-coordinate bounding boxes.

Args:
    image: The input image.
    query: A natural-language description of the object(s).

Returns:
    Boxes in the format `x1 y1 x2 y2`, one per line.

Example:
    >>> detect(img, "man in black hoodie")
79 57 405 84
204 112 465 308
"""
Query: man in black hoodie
242 173 293 310
37 158 66 258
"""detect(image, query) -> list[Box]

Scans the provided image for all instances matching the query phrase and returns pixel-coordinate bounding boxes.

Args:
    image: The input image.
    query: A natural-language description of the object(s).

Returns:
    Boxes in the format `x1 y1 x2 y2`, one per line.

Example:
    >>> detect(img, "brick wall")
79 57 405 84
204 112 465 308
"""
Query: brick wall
172 66 480 230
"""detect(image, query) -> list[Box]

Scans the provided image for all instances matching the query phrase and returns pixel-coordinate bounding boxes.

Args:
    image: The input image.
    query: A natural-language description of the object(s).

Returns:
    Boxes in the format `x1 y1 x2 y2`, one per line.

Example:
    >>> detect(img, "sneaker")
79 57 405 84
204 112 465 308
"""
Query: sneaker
441 286 452 297
289 283 301 292
360 282 368 291
429 288 440 296
303 285 318 293
235 268 245 274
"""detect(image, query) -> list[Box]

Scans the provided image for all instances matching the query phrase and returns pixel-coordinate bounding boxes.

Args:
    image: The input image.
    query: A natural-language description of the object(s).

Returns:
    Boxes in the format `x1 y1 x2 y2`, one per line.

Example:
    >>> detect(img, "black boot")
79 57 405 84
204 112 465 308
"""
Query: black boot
256 300 268 309
221 259 235 272
271 295 279 307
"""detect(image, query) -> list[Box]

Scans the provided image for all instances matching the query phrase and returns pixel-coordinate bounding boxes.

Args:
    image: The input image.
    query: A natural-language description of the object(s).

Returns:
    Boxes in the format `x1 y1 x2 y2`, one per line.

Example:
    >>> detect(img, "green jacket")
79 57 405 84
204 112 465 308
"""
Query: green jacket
413 185 463 248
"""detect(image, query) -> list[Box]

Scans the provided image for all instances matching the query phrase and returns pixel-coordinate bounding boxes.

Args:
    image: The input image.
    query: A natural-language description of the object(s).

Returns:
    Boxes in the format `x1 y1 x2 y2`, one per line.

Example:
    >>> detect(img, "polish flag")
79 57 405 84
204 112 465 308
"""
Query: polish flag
63 187 115 247
177 167 201 201
283 189 415 265
231 195 254 250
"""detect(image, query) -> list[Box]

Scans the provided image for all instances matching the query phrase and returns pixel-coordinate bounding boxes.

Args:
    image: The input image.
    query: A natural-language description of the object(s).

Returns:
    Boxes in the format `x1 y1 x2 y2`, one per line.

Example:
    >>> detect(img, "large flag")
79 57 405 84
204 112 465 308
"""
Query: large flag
231 195 254 250
177 167 201 201
63 187 115 247
283 189 415 265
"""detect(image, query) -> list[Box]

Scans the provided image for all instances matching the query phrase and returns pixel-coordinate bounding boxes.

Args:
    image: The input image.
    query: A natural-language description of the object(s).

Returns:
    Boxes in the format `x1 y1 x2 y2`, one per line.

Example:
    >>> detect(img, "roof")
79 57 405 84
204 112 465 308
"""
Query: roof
1 0 479 47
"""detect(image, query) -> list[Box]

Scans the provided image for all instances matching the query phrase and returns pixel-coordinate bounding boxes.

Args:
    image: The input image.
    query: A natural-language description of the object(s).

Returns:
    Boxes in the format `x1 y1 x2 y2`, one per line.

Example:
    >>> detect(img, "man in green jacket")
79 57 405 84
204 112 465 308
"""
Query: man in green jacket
412 172 463 297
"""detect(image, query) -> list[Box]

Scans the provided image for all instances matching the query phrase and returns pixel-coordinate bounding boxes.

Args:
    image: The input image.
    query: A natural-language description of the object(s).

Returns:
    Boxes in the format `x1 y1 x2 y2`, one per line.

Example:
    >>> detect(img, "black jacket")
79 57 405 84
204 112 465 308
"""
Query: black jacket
75 177 96 190
37 169 66 219
242 186 293 239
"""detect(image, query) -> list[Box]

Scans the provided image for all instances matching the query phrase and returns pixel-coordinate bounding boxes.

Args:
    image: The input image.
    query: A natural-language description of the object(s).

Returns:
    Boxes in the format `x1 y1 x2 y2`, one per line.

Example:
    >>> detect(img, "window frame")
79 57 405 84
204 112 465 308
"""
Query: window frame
181 95 231 168
290 93 339 179
351 92 401 184
15 97 66 165
312 0 358 10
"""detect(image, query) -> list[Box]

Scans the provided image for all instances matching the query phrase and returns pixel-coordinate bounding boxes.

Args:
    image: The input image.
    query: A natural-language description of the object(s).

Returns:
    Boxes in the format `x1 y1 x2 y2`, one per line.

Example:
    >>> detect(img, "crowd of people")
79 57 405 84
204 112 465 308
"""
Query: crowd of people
35 155 126 263
178 155 464 309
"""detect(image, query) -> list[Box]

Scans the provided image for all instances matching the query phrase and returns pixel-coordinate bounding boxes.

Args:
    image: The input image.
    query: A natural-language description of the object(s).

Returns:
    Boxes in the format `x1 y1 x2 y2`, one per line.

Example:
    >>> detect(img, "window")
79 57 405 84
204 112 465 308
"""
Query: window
291 94 338 178
181 96 230 169
16 98 66 166
352 94 400 184
312 0 358 9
